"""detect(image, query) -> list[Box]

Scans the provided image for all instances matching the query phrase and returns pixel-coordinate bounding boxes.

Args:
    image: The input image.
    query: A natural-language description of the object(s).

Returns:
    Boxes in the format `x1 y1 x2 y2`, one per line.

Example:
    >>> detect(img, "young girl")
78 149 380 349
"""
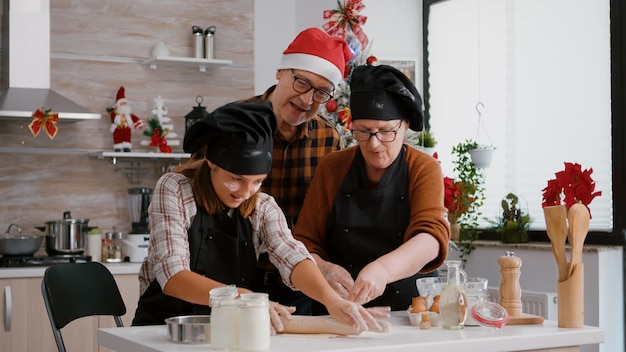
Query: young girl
131 101 387 333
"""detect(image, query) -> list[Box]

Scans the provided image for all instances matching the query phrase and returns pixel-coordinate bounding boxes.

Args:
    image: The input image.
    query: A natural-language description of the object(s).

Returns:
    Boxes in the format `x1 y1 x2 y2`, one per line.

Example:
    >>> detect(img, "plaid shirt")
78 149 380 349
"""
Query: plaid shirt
138 172 313 294
243 86 340 227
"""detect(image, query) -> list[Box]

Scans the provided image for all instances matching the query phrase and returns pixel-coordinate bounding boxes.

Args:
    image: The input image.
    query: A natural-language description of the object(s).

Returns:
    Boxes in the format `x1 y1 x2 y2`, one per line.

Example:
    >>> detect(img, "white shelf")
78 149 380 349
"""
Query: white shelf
94 151 190 160
142 56 233 72
92 151 190 184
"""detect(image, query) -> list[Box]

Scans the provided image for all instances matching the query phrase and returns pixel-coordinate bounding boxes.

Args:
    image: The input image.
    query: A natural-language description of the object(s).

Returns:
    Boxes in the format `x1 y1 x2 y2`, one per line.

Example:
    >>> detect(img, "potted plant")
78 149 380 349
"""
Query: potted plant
406 129 437 156
449 139 487 265
468 144 495 168
486 192 532 243
459 139 495 168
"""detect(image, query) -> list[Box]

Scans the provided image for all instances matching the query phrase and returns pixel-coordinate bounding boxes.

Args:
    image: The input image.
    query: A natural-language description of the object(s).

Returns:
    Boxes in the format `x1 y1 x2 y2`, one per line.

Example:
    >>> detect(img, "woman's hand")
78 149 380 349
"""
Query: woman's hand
324 297 390 334
268 301 295 335
347 261 390 304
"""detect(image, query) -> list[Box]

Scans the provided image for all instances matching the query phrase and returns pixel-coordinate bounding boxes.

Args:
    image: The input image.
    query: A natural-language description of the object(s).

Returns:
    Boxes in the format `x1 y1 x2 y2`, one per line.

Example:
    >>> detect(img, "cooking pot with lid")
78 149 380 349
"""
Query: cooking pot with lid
0 223 44 256
37 211 92 255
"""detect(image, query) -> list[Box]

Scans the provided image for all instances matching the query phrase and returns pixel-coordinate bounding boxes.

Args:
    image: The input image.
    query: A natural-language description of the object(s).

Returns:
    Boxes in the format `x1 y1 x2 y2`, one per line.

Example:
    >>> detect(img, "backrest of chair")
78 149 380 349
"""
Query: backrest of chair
41 262 127 330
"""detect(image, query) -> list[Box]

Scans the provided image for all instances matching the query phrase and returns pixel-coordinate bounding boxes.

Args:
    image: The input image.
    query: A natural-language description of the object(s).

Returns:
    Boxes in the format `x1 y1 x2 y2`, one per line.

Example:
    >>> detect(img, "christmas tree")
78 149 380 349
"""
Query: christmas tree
320 0 428 150
319 0 373 148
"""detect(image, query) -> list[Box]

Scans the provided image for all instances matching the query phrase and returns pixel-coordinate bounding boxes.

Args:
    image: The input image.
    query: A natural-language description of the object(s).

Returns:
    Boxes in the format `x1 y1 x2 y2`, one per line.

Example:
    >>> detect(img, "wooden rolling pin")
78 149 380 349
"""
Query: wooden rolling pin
282 315 391 335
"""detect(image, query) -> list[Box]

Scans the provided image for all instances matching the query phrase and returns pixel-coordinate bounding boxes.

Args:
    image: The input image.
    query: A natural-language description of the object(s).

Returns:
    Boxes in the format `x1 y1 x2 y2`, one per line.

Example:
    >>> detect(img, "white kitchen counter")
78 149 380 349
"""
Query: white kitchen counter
0 262 141 278
98 311 605 352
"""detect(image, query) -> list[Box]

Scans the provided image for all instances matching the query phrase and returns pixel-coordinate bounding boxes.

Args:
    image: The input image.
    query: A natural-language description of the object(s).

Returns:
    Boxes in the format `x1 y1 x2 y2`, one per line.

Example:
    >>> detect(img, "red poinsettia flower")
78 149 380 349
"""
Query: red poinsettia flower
444 176 474 219
541 162 602 217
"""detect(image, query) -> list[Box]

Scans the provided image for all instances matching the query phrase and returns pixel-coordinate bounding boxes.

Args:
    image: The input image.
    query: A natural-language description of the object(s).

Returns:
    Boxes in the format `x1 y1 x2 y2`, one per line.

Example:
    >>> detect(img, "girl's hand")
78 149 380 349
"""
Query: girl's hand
269 301 296 335
325 297 390 334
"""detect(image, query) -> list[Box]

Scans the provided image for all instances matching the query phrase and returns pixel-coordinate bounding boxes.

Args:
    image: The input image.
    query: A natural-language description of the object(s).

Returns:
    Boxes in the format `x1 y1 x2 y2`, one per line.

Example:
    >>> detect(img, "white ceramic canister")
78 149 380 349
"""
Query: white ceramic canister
238 293 270 351
209 285 240 350
86 228 102 262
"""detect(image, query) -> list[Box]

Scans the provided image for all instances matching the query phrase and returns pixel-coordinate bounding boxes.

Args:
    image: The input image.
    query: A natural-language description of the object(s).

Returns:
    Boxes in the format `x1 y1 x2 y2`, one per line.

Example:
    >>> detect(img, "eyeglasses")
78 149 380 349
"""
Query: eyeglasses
291 70 334 104
350 121 404 143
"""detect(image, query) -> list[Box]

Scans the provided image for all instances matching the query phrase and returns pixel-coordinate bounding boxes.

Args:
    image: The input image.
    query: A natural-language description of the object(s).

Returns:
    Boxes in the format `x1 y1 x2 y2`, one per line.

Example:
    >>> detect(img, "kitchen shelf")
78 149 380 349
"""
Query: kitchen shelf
142 56 233 72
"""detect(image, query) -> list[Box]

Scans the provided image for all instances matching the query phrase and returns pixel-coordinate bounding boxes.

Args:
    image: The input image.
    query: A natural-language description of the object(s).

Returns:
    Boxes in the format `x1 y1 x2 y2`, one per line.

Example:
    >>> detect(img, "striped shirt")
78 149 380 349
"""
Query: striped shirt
243 86 340 227
138 172 313 294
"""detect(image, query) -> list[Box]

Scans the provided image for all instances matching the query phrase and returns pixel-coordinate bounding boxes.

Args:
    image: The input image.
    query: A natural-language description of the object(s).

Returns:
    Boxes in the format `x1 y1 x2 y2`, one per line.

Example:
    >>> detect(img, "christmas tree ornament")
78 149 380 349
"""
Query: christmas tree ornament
366 55 378 65
323 0 369 49
325 100 338 113
141 95 178 153
29 108 59 139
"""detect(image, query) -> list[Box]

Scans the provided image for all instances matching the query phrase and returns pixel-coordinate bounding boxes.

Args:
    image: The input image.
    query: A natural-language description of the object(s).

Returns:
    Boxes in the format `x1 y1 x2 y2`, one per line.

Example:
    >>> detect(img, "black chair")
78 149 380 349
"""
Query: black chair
41 262 127 352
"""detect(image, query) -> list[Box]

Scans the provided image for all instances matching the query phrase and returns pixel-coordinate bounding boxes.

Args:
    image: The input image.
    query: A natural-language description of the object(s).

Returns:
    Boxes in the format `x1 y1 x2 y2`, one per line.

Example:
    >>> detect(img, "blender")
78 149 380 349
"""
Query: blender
128 187 152 234
125 187 152 262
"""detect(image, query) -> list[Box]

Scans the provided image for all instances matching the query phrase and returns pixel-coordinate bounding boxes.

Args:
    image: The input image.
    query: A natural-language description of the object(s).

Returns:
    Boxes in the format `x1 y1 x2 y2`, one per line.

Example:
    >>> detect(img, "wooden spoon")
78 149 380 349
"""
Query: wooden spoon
543 205 570 281
567 203 590 278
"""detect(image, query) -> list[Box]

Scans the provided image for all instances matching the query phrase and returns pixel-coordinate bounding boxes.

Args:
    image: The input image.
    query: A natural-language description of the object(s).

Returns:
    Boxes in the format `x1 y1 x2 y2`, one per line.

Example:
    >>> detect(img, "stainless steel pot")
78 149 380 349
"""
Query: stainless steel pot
37 211 91 255
0 224 43 256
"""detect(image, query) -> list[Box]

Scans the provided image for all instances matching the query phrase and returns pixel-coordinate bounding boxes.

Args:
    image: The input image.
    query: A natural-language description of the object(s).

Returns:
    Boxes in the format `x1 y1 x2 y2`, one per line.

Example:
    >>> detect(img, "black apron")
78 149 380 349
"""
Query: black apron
132 208 258 326
312 147 435 314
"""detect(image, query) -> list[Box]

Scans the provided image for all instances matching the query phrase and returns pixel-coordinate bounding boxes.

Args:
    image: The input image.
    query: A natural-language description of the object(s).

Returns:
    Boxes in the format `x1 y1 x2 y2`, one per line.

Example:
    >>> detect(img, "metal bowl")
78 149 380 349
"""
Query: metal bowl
166 315 211 344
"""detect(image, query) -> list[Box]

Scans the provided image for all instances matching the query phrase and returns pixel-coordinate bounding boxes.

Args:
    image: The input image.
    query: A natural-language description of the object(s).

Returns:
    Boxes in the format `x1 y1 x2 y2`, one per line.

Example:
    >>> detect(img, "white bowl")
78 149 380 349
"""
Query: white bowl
407 308 441 327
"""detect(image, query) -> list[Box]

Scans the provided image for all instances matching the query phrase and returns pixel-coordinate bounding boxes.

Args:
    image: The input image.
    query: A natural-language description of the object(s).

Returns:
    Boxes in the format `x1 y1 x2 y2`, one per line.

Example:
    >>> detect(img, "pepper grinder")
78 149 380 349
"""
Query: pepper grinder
498 251 522 317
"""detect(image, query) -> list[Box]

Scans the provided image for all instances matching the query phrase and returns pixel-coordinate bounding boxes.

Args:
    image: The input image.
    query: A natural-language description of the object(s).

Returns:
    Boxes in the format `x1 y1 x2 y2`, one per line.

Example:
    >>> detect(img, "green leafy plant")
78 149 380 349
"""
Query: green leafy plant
407 129 437 148
451 139 486 265
485 192 532 243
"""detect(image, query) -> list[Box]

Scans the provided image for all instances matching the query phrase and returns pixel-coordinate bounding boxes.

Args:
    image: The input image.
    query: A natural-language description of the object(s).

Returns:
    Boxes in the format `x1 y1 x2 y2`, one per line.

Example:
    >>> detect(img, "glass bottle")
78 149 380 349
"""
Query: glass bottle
238 293 270 351
439 260 468 329
209 285 240 350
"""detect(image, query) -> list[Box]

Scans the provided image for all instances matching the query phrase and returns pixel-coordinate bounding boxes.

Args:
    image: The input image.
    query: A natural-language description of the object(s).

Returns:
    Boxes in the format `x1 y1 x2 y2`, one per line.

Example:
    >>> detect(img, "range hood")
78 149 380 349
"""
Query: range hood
0 0 100 120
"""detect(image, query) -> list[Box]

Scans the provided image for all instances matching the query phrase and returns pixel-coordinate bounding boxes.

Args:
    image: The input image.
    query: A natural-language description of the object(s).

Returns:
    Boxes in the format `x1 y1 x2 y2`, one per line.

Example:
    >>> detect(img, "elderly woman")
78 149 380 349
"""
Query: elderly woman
293 65 450 314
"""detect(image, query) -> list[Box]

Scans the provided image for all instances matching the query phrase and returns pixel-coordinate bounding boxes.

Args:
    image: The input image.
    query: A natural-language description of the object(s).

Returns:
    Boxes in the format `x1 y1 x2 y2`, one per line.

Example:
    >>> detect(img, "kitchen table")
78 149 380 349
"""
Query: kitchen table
98 311 604 352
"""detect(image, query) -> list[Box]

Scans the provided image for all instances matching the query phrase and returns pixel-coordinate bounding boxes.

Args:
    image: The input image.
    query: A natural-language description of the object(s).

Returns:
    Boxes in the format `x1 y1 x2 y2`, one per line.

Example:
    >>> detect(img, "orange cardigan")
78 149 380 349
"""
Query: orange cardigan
293 145 450 274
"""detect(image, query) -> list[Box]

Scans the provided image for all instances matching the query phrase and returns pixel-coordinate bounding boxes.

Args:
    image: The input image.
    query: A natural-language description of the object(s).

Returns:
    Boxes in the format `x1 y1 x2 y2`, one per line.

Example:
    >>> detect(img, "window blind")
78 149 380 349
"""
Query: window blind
426 0 612 231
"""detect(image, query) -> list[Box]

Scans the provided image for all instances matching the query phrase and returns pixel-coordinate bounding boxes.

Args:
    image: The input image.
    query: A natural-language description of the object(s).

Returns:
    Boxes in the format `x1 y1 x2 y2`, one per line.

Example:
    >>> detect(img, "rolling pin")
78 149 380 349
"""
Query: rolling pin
282 315 391 335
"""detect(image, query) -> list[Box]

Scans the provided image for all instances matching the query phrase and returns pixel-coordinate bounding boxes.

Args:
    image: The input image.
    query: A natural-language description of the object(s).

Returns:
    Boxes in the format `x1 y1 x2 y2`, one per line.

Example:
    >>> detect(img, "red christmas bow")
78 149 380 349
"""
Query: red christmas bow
149 129 172 153
338 107 352 131
323 0 369 48
29 108 59 139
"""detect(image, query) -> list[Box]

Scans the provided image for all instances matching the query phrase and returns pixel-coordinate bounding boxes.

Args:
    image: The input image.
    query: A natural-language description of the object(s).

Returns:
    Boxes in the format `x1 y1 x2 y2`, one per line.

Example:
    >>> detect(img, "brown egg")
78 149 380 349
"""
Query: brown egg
411 297 427 313
429 302 440 313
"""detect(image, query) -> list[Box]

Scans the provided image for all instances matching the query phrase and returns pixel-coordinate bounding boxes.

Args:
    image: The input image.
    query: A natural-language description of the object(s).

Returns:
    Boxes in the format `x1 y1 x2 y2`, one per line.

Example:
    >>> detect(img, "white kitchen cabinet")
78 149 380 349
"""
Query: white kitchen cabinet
0 272 139 352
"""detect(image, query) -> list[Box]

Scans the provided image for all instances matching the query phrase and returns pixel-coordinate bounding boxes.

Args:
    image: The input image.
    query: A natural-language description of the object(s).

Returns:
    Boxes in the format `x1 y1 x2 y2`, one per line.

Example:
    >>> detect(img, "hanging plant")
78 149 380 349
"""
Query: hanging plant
451 139 487 266
468 102 496 168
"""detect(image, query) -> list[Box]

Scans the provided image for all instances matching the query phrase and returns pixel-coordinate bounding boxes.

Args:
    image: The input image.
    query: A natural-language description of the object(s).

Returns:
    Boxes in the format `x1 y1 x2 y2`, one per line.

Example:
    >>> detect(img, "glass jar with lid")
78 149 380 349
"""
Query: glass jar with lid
239 293 270 351
209 285 240 350
103 227 124 263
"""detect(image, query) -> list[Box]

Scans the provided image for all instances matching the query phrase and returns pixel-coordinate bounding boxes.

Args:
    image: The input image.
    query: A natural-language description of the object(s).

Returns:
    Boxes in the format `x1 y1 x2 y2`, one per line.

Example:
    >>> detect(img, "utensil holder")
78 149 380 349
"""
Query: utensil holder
557 262 584 328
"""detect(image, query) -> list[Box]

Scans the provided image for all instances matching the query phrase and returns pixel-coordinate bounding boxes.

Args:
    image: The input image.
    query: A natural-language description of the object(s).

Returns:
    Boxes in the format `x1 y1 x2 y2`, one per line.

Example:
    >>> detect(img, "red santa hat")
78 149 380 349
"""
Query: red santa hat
277 28 353 87
115 87 128 105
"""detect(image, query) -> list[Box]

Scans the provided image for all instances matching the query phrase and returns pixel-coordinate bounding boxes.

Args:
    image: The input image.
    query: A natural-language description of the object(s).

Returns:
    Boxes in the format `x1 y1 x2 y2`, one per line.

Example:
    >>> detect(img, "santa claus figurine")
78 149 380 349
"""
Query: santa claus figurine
109 86 145 152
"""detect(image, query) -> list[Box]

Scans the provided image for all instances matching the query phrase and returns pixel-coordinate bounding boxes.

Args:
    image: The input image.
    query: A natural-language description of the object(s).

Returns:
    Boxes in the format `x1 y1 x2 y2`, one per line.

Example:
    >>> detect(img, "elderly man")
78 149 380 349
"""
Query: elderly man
242 27 353 315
